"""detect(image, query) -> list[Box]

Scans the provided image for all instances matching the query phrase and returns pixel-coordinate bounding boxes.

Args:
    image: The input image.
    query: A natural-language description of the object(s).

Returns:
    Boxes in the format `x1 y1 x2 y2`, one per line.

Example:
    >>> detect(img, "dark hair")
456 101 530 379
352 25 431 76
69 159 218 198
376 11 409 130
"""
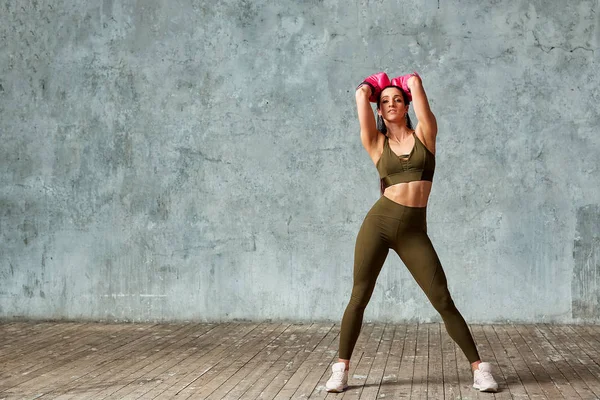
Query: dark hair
376 86 414 195
376 86 413 133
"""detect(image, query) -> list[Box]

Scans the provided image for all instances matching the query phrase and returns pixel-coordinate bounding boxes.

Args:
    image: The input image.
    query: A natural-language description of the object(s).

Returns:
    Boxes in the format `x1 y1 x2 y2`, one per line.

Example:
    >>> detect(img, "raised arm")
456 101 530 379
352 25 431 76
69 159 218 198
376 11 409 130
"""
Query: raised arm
356 85 379 152
407 75 438 144
356 72 391 156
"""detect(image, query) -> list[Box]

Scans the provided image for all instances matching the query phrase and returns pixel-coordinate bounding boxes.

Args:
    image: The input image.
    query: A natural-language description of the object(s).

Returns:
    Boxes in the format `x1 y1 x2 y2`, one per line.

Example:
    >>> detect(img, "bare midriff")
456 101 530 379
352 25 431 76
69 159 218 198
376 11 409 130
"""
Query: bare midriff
383 181 432 208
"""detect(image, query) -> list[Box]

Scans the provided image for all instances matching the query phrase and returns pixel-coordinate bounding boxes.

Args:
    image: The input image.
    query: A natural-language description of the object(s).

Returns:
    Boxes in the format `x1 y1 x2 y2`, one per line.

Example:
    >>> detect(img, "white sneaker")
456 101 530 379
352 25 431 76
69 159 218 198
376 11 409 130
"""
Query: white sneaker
325 362 349 392
473 362 499 392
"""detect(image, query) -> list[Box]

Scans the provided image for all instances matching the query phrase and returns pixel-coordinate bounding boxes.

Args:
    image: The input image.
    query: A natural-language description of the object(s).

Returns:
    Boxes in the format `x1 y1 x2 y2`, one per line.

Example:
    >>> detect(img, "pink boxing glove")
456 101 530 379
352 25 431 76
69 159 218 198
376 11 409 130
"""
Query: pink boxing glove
390 71 421 102
357 72 391 103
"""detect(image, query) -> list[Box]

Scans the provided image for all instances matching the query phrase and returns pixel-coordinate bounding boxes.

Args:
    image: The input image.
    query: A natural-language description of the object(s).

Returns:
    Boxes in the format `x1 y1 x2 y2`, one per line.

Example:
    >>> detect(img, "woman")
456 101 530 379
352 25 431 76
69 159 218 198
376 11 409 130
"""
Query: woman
325 72 499 393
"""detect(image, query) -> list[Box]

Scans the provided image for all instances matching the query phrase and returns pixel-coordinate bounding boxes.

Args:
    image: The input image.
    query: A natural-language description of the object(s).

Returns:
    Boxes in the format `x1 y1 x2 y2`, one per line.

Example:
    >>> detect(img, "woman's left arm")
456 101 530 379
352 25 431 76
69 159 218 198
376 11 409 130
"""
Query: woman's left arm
408 75 438 144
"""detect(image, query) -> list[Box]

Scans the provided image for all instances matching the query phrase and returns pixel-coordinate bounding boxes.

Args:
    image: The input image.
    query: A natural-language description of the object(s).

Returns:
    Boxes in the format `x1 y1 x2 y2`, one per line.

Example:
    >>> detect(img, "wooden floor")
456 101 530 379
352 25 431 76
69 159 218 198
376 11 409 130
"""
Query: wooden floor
0 322 599 399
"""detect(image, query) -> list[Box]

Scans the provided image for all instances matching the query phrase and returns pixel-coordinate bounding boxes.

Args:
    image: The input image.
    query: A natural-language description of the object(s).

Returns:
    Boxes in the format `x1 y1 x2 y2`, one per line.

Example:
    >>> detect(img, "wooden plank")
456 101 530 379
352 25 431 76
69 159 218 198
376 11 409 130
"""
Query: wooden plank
340 322 384 400
0 323 136 395
455 324 483 400
5 321 600 400
40 323 184 399
580 325 600 348
0 322 90 365
47 323 191 400
320 323 376 400
173 322 288 399
112 323 236 400
585 324 600 335
514 325 581 399
0 323 100 382
482 325 528 399
376 324 407 399
1 322 90 356
219 324 319 399
386 323 415 399
272 324 336 399
202 323 317 399
492 324 546 399
138 322 264 399
426 323 444 400
569 325 600 355
225 323 337 399
0 323 162 399
529 324 594 399
340 322 376 393
307 322 375 399
558 325 600 372
409 322 428 400
0 322 71 352
504 324 565 399
471 324 510 399
440 322 461 400
290 325 340 399
0 322 125 367
0 321 20 331
251 324 331 400
539 324 600 397
153 323 284 399
0 322 61 353
357 323 393 400
79 323 215 399
232 324 306 400
191 324 301 398
110 322 236 399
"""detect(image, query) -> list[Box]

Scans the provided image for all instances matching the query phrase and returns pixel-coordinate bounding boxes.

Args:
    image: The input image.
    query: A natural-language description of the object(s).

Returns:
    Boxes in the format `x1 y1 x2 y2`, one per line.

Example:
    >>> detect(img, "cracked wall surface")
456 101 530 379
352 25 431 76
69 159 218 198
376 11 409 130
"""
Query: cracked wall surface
1 0 599 323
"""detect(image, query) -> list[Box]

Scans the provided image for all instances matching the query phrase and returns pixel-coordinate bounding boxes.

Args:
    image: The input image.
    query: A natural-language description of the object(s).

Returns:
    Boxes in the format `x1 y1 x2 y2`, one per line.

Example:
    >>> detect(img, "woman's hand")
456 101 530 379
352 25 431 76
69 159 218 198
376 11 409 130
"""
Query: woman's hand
357 72 391 103
390 72 421 101
407 72 422 90
355 84 371 97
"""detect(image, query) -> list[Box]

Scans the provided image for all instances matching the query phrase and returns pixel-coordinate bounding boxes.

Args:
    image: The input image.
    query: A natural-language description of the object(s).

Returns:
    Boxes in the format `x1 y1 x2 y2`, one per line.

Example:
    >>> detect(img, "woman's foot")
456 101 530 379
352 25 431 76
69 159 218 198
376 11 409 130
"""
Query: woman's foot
472 362 499 392
325 362 349 392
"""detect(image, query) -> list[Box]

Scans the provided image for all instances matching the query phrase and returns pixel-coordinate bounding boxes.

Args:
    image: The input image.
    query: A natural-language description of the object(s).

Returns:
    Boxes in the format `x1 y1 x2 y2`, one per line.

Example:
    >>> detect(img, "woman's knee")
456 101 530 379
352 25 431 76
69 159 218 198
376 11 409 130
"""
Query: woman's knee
429 291 456 314
347 286 375 310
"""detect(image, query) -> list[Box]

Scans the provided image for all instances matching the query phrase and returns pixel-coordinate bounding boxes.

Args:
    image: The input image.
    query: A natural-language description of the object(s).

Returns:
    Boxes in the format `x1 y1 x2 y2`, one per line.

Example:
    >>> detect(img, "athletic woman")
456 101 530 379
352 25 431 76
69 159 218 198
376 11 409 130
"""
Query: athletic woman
325 72 499 393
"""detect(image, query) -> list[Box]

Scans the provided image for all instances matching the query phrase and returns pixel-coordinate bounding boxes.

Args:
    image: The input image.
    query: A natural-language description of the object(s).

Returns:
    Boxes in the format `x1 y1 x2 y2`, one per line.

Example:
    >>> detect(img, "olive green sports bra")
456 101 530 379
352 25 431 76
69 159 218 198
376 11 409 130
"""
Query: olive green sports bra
376 132 435 189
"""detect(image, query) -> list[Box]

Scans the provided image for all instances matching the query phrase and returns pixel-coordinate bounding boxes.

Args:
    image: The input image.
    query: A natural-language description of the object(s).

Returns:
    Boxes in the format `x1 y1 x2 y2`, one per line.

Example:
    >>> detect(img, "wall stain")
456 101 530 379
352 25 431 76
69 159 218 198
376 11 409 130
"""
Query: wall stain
23 284 34 298
572 204 600 319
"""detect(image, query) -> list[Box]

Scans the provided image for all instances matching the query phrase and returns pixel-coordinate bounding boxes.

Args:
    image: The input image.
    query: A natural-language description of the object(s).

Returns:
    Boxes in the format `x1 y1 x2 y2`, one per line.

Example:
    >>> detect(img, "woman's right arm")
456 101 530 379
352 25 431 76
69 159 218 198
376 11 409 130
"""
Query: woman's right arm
356 85 379 155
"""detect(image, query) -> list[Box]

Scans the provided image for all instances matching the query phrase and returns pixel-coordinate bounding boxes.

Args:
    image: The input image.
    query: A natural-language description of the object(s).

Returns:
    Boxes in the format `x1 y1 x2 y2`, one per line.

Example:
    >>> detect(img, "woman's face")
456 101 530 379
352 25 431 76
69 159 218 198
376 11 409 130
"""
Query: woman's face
378 87 408 121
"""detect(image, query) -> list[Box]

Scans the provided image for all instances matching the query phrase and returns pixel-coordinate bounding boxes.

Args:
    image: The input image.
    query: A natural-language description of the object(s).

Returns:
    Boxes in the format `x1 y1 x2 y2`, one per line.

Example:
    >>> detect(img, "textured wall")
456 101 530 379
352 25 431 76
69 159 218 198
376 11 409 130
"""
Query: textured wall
1 0 599 323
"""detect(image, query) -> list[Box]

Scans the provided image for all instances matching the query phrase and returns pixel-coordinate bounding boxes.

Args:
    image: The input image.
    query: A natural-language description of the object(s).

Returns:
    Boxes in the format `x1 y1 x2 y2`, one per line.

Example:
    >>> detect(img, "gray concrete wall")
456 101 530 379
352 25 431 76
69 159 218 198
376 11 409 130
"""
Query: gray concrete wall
1 0 599 323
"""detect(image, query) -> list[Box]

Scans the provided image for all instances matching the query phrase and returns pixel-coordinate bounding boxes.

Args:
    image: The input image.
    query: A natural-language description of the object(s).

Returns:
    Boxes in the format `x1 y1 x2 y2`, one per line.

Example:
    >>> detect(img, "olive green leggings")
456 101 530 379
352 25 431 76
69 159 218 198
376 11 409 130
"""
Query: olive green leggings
339 195 480 363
